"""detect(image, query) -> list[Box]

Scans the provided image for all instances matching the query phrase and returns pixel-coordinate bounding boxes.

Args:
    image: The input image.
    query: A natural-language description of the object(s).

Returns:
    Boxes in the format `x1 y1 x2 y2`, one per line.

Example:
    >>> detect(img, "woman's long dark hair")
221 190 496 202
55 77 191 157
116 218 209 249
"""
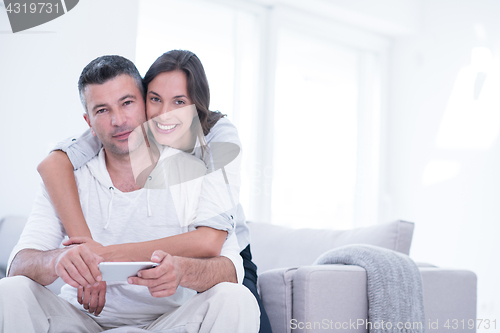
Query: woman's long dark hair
143 50 226 138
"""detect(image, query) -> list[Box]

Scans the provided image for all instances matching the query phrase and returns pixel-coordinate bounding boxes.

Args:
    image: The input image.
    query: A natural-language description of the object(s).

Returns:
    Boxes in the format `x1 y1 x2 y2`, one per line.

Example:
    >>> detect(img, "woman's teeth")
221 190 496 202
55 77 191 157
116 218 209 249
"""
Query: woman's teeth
156 123 177 130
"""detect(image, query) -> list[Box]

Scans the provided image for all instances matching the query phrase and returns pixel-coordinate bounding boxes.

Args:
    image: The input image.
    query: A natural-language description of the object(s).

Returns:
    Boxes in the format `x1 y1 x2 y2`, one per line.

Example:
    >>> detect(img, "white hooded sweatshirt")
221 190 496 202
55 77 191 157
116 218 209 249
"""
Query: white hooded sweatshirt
8 146 243 328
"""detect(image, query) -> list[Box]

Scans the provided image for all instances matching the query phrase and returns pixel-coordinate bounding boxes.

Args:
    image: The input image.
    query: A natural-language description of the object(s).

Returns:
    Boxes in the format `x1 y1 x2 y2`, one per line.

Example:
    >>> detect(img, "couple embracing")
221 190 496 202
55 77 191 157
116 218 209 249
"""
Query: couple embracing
1 50 272 333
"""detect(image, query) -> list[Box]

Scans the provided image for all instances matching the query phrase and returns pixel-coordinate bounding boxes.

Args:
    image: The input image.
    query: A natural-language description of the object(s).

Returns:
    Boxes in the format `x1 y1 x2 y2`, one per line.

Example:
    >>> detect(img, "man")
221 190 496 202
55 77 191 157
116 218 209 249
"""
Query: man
0 55 259 332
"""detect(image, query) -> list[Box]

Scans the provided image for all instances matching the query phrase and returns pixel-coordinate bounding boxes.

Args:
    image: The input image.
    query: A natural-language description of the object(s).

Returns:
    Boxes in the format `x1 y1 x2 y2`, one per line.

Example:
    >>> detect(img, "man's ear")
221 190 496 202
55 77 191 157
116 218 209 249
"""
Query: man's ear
83 113 96 137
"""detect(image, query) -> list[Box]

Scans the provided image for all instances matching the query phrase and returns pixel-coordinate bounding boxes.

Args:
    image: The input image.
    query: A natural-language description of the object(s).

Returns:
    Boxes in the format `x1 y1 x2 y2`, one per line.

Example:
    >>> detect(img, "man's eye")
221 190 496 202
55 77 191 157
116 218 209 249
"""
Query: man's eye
124 100 132 106
96 109 106 114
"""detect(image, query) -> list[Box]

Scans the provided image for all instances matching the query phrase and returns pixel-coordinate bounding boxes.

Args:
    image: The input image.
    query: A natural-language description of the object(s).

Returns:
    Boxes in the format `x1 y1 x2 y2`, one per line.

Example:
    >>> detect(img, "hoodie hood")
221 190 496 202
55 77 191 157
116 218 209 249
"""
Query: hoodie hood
86 148 115 188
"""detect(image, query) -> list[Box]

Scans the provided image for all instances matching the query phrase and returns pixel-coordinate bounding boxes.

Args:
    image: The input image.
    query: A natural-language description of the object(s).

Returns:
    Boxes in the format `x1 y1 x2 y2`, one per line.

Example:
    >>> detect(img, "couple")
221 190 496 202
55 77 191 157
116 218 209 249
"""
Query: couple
0 50 271 332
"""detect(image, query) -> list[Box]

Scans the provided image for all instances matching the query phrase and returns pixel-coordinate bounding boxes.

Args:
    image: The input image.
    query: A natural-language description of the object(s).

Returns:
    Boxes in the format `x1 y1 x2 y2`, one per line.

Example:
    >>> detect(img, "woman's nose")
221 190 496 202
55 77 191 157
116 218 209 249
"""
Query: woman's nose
157 108 173 121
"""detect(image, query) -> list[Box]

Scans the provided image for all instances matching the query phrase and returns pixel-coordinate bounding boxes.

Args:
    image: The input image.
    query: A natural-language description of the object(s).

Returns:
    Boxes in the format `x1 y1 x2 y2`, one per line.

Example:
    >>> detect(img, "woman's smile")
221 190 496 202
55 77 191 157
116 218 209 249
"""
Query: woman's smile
153 120 179 132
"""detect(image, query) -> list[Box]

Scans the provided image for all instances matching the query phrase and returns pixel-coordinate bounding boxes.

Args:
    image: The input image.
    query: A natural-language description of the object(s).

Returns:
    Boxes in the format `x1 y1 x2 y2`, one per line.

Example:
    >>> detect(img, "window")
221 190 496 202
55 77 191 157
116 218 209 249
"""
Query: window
271 27 359 229
136 0 386 229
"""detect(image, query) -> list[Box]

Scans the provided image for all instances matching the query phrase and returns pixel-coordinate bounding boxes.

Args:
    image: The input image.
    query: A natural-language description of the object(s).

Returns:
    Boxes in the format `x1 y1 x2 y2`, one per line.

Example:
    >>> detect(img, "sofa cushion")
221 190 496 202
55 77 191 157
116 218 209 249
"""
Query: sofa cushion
0 216 27 275
0 216 66 294
248 220 414 273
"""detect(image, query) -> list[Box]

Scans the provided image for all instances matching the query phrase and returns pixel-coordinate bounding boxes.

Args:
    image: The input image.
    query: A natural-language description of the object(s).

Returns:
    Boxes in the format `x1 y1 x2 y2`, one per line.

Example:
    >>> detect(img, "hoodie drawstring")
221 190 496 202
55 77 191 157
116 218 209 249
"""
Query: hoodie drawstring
147 188 152 217
147 176 152 217
104 186 115 230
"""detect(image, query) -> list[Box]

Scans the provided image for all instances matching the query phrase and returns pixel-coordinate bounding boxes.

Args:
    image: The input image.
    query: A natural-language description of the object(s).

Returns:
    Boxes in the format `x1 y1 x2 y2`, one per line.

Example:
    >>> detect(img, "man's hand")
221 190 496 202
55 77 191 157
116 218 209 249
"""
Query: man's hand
127 250 182 298
54 244 103 288
61 239 107 314
78 281 107 316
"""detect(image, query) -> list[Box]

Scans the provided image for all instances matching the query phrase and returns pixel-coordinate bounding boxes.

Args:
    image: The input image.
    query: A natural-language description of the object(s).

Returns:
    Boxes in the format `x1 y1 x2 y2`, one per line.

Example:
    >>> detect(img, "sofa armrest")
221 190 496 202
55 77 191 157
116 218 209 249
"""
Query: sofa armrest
419 266 477 332
292 265 368 333
259 265 368 333
258 265 477 333
258 267 298 333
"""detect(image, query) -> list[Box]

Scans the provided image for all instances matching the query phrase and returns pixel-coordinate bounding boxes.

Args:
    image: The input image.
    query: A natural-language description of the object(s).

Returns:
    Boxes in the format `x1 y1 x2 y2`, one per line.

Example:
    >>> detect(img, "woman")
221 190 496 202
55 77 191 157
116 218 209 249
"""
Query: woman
38 50 272 332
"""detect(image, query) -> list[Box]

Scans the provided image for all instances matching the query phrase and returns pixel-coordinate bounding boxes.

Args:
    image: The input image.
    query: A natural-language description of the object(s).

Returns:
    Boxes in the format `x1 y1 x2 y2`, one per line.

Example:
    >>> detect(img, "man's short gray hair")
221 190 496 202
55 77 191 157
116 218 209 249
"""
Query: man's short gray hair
78 55 144 113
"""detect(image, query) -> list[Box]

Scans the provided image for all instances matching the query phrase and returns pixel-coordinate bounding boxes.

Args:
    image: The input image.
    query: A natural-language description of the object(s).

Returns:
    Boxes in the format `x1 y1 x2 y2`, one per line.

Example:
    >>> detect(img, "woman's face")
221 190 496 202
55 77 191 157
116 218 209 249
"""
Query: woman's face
146 70 197 150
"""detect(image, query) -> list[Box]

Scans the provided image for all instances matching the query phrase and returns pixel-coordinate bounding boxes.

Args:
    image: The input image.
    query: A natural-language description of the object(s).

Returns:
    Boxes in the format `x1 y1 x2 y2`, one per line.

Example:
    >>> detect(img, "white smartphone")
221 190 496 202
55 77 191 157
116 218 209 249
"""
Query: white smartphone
98 262 159 282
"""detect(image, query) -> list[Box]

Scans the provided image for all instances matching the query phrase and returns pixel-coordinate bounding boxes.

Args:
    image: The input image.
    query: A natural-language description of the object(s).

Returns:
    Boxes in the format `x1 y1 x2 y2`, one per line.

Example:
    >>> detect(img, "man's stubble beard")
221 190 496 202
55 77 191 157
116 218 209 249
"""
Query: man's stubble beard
101 128 144 158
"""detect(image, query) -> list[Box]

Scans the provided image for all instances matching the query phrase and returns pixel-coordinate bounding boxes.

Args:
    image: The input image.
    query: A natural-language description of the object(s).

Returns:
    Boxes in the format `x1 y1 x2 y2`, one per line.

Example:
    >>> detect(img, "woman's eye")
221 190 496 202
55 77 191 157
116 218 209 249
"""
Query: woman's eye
150 97 160 102
175 100 185 105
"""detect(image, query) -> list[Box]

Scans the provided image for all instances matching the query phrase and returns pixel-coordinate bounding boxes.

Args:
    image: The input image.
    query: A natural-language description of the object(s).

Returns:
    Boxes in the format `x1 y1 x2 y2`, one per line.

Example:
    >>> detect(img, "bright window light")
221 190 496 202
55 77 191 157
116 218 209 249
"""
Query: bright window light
422 159 461 187
471 47 493 72
436 54 500 151
271 27 359 229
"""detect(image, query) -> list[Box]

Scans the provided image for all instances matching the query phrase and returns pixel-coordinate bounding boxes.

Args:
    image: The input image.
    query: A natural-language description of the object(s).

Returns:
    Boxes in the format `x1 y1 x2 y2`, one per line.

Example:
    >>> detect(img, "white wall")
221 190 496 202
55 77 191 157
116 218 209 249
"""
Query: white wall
0 0 139 216
388 0 500 325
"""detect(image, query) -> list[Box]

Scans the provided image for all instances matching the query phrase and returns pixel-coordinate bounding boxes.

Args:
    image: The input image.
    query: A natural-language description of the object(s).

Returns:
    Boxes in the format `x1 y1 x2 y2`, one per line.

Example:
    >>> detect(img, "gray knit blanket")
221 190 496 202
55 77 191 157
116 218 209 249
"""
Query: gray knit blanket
314 244 425 333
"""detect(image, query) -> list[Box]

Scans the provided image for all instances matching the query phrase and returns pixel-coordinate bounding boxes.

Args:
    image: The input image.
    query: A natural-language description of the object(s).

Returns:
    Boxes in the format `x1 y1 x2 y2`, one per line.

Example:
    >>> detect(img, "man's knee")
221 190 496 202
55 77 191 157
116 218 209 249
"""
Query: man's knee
205 282 260 330
210 282 252 298
209 282 260 313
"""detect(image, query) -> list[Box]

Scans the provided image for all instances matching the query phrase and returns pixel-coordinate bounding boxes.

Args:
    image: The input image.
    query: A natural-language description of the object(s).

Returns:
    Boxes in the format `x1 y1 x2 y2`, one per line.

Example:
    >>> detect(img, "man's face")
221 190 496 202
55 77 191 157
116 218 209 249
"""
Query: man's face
83 74 146 156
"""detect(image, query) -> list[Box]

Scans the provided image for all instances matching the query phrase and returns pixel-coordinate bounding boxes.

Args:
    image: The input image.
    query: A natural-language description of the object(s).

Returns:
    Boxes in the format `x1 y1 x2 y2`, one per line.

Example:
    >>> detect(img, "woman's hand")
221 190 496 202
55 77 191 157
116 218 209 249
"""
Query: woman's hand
78 281 107 316
63 238 108 314
63 237 106 258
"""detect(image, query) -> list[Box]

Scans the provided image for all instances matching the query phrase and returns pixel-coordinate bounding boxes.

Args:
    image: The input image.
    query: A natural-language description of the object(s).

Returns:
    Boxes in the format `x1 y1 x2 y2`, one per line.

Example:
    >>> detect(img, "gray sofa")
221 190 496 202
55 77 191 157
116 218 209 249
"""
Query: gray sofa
248 220 477 333
1 217 477 332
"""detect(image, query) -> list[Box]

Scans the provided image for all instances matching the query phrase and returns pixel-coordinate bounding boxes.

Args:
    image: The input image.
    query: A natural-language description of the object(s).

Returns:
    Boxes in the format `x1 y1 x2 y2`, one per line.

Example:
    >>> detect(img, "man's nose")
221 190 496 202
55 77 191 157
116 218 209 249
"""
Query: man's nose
111 109 127 126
